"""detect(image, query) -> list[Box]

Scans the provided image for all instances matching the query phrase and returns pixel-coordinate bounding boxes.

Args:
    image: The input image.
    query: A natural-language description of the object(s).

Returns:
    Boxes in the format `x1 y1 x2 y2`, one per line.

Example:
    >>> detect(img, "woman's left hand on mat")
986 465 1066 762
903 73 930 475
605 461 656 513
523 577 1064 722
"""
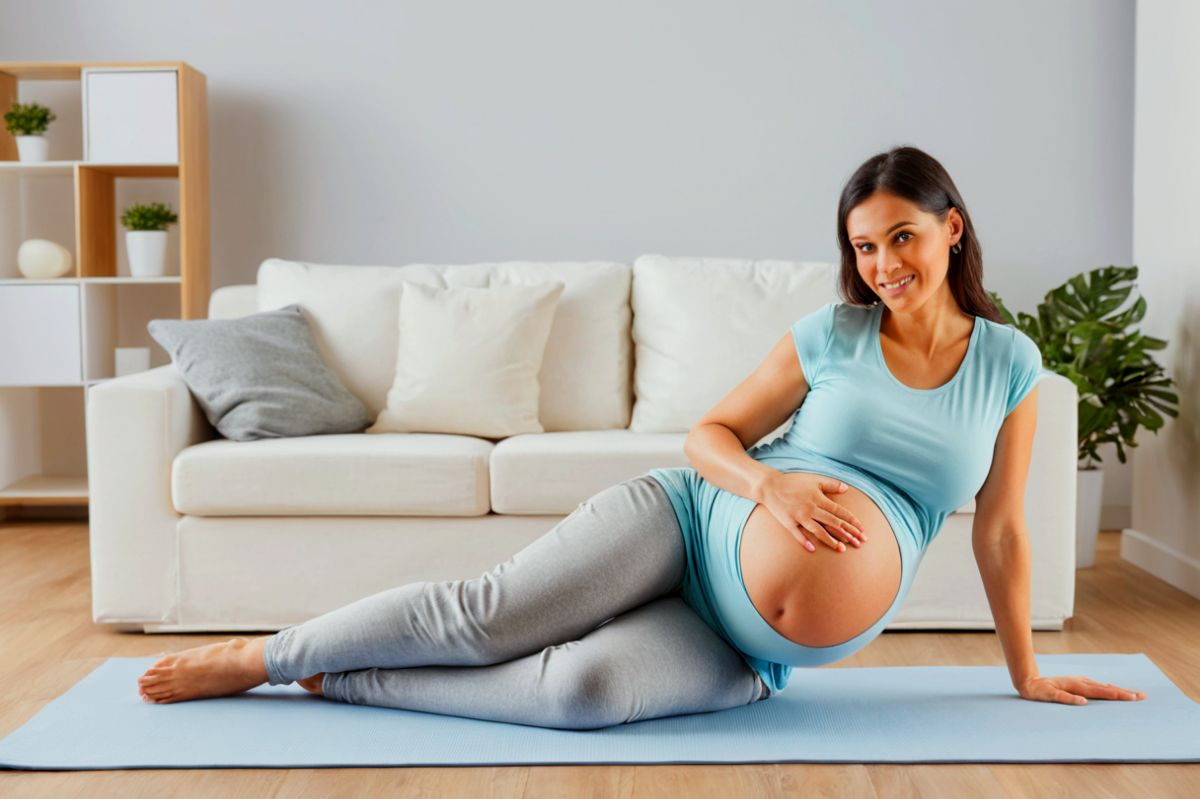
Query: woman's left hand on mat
1016 675 1146 705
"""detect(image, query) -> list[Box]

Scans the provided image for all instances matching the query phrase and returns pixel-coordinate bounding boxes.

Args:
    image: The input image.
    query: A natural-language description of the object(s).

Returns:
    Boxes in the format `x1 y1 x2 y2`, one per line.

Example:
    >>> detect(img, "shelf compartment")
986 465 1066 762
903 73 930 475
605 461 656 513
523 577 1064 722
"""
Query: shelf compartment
81 281 178 381
0 71 83 163
0 166 77 281
0 386 87 505
0 284 82 385
0 474 88 506
76 165 181 279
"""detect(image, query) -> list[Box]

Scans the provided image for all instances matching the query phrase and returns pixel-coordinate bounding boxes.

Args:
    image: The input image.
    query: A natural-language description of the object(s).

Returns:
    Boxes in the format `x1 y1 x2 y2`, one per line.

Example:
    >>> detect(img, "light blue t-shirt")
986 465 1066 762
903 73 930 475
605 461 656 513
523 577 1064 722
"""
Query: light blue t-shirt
649 300 1047 692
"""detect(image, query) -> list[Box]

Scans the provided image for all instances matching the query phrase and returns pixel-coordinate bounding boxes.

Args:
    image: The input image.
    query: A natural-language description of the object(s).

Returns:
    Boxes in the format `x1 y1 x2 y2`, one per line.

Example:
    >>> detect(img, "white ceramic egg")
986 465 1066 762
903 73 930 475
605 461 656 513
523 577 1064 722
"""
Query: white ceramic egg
16 239 74 279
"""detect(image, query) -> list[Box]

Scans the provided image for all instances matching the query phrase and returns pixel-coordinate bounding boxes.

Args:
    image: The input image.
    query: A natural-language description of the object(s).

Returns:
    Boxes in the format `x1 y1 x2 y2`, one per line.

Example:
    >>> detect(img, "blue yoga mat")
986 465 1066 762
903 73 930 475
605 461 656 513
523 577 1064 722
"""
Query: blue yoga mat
1 652 1196 770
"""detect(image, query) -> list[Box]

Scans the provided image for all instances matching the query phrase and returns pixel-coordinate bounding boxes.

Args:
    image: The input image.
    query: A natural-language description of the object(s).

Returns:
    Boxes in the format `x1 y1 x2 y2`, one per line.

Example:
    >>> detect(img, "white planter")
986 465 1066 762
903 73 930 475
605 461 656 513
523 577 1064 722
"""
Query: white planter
15 135 49 162
1075 467 1104 569
125 230 170 277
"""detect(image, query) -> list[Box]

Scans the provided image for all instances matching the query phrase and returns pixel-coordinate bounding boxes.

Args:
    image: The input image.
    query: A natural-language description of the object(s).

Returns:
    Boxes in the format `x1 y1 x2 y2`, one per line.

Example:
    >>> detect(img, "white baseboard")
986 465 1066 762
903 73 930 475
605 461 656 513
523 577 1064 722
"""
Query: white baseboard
1120 527 1200 600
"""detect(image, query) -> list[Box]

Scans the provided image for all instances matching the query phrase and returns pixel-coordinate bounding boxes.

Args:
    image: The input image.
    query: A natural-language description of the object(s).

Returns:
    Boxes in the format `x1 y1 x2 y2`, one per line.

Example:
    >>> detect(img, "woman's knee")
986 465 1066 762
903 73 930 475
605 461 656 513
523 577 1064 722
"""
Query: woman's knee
541 652 635 730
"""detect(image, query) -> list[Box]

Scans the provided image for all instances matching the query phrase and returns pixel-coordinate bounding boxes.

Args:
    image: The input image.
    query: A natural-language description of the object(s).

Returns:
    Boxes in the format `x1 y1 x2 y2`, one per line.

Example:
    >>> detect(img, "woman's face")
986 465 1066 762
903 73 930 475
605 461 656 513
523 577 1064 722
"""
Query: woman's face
845 191 963 311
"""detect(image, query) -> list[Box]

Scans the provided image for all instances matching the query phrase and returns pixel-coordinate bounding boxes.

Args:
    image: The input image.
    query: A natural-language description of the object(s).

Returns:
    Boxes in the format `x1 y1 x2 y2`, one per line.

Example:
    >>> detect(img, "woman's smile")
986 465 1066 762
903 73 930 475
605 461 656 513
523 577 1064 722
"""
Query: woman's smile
881 274 915 295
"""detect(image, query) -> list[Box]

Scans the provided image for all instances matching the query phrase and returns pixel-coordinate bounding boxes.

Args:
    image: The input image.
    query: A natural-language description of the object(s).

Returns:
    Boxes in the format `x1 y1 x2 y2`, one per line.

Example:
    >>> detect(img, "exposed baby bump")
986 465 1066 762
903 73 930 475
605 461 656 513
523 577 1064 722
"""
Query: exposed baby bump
738 480 903 648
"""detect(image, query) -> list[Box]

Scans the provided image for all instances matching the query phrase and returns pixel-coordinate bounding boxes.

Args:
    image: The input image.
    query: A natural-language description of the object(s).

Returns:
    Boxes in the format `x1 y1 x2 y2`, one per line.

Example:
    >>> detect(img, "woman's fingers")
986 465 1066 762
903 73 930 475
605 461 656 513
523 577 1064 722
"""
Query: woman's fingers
820 498 867 539
1080 678 1146 701
1055 688 1088 705
796 518 841 552
813 509 862 548
789 523 817 552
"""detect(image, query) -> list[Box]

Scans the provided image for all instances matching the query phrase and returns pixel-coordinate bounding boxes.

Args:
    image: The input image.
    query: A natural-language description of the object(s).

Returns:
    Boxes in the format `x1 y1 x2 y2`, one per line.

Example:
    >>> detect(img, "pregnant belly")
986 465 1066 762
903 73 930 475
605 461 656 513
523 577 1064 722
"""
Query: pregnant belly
737 476 902 647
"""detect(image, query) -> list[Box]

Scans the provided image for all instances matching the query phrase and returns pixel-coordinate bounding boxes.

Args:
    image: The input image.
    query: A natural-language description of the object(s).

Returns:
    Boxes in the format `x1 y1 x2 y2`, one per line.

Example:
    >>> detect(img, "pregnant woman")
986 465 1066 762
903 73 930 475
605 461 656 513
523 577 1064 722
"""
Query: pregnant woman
137 145 1146 726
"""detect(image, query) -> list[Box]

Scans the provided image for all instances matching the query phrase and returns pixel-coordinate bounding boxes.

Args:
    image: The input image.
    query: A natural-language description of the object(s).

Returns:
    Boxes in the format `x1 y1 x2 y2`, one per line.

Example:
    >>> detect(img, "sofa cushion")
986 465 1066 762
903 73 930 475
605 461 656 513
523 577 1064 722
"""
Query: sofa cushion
630 255 840 432
368 281 565 438
489 429 978 515
489 430 694 514
256 258 633 431
172 433 492 516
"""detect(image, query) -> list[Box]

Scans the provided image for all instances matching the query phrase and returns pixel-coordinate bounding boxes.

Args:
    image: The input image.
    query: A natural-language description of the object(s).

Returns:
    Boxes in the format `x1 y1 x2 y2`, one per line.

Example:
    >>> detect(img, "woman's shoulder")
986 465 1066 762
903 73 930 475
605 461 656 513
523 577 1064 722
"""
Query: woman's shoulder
974 314 1037 346
973 316 1044 373
827 300 878 332
794 300 874 336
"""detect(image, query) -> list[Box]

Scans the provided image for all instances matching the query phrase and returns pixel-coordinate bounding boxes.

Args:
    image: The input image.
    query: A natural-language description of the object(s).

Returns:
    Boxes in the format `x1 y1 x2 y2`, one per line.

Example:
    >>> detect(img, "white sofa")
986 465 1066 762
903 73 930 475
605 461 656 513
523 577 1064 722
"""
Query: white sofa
86 255 1079 634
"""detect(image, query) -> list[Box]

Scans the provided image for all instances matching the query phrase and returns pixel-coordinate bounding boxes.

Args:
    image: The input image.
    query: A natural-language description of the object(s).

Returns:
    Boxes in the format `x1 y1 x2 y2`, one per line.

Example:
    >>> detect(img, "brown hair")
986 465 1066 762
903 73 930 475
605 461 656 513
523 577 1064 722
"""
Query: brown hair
835 145 1003 324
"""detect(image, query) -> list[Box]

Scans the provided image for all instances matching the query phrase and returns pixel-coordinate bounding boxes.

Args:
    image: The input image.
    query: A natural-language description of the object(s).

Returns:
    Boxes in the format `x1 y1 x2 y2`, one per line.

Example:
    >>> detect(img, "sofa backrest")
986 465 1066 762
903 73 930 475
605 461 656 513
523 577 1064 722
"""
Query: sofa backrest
209 255 841 436
248 258 633 432
630 255 840 434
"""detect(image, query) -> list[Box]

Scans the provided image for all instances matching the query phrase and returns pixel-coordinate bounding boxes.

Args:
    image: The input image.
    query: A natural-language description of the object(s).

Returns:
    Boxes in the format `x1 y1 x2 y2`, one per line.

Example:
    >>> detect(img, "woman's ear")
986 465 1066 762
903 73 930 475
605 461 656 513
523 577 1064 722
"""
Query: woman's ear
948 207 965 246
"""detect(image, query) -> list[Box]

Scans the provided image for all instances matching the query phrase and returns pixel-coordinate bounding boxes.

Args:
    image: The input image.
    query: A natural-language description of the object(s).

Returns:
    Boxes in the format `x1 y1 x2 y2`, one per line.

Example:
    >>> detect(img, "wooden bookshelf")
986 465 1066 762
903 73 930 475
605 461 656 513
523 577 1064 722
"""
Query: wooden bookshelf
0 60 210 509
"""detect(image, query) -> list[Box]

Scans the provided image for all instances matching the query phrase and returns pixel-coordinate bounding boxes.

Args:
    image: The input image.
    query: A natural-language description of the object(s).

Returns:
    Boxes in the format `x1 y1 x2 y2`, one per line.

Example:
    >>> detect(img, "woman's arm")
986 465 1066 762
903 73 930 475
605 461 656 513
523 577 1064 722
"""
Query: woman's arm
684 331 809 502
972 387 1040 687
685 423 781 503
973 387 1146 704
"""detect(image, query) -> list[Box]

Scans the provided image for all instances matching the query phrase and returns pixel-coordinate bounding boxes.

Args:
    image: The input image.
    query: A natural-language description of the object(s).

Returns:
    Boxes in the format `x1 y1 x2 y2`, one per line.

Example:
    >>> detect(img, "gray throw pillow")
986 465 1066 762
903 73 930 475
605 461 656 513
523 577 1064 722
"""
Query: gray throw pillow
147 303 371 441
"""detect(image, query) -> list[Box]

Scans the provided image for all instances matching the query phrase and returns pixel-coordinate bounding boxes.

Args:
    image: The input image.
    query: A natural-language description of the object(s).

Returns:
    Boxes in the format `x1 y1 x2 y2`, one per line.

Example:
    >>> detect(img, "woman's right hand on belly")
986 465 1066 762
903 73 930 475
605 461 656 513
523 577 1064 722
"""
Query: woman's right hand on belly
759 472 868 553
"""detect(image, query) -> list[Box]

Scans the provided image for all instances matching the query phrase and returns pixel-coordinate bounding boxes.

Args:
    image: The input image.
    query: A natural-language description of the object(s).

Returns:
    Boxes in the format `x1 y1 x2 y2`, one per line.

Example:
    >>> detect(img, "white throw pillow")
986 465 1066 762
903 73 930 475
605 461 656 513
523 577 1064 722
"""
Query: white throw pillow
630 254 840 434
367 281 565 439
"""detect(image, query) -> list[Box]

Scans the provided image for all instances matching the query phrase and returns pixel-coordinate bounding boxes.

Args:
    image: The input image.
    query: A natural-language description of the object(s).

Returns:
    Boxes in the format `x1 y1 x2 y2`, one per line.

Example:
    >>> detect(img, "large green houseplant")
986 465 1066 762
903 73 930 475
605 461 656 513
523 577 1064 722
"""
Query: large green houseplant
989 265 1179 567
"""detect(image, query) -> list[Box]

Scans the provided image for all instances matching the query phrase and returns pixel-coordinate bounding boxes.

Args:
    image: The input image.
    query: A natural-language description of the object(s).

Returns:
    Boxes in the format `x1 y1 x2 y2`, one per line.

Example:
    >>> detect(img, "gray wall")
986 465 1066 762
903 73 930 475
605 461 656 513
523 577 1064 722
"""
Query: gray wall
0 0 1137 513
0 0 1134 308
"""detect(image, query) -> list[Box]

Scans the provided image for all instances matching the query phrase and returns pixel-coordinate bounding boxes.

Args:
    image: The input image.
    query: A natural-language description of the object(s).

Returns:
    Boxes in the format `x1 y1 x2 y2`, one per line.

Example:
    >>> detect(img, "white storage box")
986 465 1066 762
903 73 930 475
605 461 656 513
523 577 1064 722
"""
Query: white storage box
82 68 179 164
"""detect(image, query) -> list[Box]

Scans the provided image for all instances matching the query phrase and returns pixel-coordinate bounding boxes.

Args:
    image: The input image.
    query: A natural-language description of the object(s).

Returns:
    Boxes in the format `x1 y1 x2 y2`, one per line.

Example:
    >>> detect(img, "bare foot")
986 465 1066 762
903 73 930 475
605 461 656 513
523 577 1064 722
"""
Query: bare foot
297 673 325 695
137 636 271 704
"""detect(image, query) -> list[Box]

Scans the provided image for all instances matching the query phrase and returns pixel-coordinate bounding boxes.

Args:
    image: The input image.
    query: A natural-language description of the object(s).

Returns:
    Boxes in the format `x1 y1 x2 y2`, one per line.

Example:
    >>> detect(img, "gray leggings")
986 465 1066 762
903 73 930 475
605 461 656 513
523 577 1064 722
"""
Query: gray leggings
262 474 770 729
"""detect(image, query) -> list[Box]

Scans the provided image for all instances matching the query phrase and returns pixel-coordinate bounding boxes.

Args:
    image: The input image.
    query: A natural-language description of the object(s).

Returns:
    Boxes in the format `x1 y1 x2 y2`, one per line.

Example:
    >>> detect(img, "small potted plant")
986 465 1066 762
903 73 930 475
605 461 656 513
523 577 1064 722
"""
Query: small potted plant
120 201 178 277
991 265 1179 568
4 101 57 162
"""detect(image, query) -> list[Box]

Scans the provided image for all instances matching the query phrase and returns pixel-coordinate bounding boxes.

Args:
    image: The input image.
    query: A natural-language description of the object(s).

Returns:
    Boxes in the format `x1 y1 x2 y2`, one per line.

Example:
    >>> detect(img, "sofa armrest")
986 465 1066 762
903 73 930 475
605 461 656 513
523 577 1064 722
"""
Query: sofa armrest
86 365 216 625
1021 371 1079 621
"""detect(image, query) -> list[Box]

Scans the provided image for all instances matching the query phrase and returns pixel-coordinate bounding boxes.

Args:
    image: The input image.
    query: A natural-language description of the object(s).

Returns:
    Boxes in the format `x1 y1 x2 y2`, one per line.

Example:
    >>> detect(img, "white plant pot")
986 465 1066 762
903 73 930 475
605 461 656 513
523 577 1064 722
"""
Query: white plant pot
125 230 170 277
1075 467 1104 569
15 134 49 162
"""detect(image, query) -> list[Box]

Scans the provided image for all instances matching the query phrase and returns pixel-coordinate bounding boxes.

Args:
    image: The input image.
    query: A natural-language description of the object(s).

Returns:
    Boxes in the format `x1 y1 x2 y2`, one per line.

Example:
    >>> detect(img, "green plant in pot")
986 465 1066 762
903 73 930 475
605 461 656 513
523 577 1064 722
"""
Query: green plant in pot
4 101 57 163
990 265 1179 568
120 201 178 278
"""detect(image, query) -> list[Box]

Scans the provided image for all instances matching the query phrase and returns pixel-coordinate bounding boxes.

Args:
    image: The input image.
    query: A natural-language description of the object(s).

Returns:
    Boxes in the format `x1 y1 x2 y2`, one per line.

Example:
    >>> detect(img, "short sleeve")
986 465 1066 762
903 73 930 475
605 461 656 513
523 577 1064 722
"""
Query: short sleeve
1005 329 1045 417
790 302 835 387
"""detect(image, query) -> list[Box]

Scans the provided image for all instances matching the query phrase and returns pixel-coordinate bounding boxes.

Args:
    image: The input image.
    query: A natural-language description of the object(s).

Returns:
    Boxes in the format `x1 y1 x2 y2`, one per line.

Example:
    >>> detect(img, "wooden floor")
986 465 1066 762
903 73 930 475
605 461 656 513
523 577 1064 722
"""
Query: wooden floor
0 519 1197 798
